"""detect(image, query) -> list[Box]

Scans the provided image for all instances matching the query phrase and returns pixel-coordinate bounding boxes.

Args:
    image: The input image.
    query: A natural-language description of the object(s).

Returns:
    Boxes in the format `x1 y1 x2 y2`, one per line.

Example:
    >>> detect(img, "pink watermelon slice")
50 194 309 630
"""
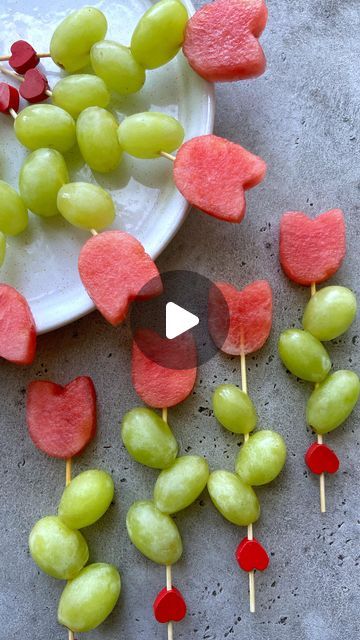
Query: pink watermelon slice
27 376 96 459
132 329 197 408
173 135 266 223
0 284 36 365
280 209 346 285
183 0 268 82
78 231 163 326
209 280 272 355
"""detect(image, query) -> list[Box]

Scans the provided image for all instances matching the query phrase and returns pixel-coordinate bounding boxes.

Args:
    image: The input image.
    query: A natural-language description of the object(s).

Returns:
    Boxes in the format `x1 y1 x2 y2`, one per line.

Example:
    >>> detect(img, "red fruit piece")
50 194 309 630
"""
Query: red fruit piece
153 587 187 624
173 135 266 223
27 377 96 459
236 537 269 572
132 329 197 408
280 209 346 286
78 231 163 326
305 442 340 475
0 284 36 364
20 68 49 103
0 82 19 114
9 40 39 74
209 280 272 355
183 0 268 82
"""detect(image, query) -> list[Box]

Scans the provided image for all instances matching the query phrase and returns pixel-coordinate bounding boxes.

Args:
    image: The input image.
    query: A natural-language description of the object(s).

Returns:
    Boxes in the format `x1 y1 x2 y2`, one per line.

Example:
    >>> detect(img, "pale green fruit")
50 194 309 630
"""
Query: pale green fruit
19 149 69 217
14 105 76 153
118 112 184 159
52 74 110 119
278 329 331 382
58 469 114 529
50 7 107 72
57 182 115 230
0 180 28 234
91 41 145 95
122 407 178 469
126 500 182 565
307 370 360 434
207 470 260 526
76 107 123 173
0 232 5 266
154 455 209 514
303 286 357 341
212 384 257 434
235 430 287 486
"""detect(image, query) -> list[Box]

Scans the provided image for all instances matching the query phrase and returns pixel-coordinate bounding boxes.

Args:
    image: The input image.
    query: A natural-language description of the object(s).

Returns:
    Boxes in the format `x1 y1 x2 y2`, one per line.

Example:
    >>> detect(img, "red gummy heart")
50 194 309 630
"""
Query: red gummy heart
209 280 272 355
236 537 269 572
20 68 49 103
0 284 36 364
9 40 39 74
183 0 268 82
153 587 187 624
305 442 340 475
27 377 96 459
173 135 266 222
280 209 346 285
78 231 163 326
132 329 197 408
0 82 19 114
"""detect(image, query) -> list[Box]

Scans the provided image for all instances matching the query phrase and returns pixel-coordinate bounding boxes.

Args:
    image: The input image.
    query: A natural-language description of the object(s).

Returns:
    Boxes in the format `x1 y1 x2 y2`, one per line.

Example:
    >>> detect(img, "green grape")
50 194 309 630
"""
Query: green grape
19 149 69 218
154 455 209 514
212 384 257 434
50 7 107 72
303 286 357 341
122 407 178 469
0 180 28 235
207 470 260 526
76 107 123 173
126 501 182 565
90 41 145 95
278 329 331 382
52 74 110 119
57 182 115 230
118 112 184 159
58 563 121 632
235 431 287 486
0 232 5 267
58 470 114 529
14 105 76 153
307 370 360 434
29 516 89 580
131 0 188 69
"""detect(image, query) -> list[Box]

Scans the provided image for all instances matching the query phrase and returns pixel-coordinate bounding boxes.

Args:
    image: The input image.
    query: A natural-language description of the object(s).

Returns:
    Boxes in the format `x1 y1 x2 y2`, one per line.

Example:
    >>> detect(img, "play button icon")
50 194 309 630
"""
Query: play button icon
166 302 199 339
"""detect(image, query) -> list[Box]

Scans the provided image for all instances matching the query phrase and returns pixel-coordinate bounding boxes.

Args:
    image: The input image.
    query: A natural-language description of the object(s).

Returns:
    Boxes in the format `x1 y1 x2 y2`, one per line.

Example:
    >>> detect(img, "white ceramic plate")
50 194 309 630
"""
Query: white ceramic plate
0 0 214 333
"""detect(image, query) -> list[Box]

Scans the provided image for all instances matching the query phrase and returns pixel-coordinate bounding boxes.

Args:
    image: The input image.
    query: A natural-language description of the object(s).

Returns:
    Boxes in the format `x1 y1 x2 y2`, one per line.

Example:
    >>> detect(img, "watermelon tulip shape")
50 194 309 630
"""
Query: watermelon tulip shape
0 284 36 365
27 376 96 459
79 231 163 326
280 209 346 286
173 135 266 223
183 0 268 82
132 328 197 408
209 280 272 355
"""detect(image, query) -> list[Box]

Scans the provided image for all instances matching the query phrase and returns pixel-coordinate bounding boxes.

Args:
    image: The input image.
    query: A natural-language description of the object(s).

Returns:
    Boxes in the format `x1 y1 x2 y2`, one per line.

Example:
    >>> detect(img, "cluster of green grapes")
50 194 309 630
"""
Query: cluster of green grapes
28 469 121 633
209 384 287 526
279 286 359 436
0 1 188 266
122 407 210 565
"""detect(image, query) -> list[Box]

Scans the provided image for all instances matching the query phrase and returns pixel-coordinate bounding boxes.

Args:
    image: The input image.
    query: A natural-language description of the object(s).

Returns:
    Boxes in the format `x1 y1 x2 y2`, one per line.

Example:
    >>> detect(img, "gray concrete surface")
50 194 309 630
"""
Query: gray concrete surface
1 0 360 638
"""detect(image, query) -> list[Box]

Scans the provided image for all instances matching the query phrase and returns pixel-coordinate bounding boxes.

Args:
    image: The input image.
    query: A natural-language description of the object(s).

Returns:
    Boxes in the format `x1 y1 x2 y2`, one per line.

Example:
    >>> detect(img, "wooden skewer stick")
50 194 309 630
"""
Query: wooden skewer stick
90 229 98 237
0 63 52 96
9 108 17 120
65 458 75 640
162 407 173 640
160 151 176 162
310 282 326 513
0 52 51 62
240 352 256 613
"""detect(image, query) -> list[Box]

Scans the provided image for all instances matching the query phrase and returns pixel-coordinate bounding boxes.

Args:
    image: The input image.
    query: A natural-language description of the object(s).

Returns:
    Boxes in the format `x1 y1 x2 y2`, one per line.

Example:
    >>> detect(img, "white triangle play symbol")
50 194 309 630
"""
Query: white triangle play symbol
166 302 199 340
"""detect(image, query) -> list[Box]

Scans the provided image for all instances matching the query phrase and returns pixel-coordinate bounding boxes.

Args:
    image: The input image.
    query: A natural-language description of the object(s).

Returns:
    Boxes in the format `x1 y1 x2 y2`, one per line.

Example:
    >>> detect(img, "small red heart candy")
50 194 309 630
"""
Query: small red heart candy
236 537 269 572
0 284 36 364
280 209 346 285
153 587 187 624
20 68 49 103
305 442 340 475
9 40 39 74
27 377 96 459
0 82 19 114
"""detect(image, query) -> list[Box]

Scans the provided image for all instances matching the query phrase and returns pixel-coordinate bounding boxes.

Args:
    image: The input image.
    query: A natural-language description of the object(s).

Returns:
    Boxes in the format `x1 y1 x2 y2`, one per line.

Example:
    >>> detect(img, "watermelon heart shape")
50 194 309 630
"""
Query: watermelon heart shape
280 209 346 285
0 82 19 114
183 0 268 82
236 537 269 572
20 68 49 103
9 40 39 74
132 329 197 408
153 587 187 624
305 442 340 475
78 231 163 326
0 284 36 364
174 135 266 223
209 280 272 355
27 377 96 459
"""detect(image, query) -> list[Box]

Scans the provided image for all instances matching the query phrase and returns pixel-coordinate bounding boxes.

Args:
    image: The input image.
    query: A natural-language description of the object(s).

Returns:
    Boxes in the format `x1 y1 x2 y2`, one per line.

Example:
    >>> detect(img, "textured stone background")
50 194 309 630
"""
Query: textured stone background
1 0 360 638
